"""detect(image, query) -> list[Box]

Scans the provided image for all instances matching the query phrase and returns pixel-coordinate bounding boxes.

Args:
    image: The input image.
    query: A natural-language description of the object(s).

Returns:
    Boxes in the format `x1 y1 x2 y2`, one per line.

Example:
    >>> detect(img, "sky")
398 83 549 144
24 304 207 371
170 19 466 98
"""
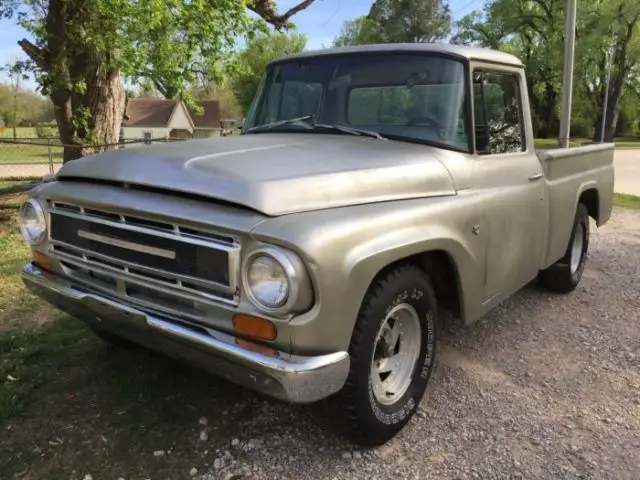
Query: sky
0 0 484 90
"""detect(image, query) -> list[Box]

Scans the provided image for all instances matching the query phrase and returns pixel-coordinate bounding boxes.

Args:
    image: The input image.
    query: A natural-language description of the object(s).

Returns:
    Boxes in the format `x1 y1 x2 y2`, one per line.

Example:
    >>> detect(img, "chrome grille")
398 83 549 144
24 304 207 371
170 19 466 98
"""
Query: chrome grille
47 201 240 308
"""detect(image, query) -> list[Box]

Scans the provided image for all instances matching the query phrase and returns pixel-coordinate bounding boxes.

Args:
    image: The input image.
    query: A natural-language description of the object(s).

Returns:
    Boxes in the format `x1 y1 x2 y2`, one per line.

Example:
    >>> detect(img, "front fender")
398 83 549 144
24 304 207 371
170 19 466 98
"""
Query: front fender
252 195 486 355
342 224 482 332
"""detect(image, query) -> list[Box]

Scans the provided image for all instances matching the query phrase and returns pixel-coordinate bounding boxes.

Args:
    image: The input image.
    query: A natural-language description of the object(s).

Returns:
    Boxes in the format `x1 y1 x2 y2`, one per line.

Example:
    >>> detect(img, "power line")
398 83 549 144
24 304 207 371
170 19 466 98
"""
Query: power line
452 0 483 17
318 0 342 26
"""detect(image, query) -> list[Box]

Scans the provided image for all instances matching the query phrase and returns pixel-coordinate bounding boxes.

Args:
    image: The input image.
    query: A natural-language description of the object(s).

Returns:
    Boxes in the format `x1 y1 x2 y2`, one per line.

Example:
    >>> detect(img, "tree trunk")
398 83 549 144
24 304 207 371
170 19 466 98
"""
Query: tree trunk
544 82 557 138
20 0 126 164
592 76 625 143
80 66 126 159
51 65 125 163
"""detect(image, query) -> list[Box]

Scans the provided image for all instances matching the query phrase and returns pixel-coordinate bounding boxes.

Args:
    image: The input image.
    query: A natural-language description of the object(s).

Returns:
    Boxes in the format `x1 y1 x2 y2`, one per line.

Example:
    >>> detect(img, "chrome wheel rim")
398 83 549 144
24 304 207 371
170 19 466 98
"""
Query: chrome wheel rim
570 224 584 274
370 303 422 405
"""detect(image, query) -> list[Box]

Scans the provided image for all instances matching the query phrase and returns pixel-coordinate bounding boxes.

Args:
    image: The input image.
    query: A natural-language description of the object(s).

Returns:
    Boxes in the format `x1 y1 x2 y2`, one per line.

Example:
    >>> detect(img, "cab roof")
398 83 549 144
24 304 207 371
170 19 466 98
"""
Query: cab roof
272 43 524 68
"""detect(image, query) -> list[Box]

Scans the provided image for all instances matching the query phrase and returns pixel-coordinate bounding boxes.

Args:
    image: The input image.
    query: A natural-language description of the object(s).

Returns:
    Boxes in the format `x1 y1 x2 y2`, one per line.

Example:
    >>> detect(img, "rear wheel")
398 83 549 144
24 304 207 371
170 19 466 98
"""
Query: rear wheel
538 203 590 293
340 265 437 446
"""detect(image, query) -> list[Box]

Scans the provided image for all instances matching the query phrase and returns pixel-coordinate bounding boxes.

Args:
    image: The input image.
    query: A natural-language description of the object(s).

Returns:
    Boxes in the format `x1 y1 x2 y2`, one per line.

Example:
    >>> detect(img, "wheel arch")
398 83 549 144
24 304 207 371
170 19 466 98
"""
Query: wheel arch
577 186 599 224
341 232 482 346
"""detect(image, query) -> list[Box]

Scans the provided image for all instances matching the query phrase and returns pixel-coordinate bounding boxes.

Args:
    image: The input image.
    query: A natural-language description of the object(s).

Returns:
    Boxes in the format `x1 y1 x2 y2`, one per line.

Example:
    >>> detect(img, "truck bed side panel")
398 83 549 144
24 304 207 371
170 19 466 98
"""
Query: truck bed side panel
537 143 615 268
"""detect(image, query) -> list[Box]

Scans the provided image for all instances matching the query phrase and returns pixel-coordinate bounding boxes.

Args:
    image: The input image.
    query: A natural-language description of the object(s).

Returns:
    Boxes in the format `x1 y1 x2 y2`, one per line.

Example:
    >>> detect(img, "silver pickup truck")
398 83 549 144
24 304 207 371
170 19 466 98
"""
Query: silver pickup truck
19 44 614 445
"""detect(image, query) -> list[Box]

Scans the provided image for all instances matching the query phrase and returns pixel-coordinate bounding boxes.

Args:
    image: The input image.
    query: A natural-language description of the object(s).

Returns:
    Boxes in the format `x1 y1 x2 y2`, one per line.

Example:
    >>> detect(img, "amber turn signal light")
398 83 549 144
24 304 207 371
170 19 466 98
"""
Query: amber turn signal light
235 338 277 357
33 250 52 271
232 314 277 341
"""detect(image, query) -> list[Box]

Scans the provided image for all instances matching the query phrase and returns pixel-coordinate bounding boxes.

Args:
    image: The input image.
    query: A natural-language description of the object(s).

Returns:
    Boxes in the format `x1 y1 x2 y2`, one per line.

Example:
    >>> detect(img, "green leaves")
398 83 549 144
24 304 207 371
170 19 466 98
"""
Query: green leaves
452 0 640 139
231 30 306 113
333 0 452 46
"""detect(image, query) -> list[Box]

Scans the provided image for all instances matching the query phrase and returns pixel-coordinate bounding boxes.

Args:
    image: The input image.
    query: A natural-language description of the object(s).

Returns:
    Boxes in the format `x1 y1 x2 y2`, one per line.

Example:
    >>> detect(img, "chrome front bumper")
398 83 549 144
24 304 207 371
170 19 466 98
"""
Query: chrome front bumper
21 263 350 404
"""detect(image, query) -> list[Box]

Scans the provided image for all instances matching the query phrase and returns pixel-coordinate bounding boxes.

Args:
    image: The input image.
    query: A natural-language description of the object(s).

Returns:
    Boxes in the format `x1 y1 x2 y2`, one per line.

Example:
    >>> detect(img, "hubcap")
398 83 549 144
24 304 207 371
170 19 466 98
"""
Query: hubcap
370 303 422 405
570 224 584 274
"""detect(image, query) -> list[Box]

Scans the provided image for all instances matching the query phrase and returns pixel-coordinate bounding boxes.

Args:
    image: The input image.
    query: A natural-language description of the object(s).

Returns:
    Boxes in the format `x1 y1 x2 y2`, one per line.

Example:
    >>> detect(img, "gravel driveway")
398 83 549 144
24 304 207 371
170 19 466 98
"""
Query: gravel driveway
192 208 639 480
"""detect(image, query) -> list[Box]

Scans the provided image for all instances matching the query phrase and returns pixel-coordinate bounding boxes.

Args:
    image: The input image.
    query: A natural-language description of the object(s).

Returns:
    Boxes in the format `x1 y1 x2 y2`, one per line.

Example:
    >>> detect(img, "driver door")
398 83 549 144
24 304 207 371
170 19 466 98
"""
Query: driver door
471 66 547 303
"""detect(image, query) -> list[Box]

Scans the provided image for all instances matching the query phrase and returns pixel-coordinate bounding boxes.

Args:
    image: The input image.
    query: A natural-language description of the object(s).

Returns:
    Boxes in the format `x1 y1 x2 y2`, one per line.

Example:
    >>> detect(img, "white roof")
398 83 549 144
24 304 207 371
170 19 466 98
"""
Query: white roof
273 43 524 68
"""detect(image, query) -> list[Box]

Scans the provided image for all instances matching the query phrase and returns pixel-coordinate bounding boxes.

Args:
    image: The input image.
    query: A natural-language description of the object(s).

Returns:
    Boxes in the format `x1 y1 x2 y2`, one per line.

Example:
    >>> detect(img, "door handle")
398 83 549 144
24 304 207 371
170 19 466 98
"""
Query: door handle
528 173 544 181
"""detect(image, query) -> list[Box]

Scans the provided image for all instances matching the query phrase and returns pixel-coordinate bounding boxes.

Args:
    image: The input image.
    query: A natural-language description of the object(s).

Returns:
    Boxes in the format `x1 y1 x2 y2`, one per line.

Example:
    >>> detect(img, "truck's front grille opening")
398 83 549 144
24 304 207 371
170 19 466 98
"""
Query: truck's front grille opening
48 202 240 311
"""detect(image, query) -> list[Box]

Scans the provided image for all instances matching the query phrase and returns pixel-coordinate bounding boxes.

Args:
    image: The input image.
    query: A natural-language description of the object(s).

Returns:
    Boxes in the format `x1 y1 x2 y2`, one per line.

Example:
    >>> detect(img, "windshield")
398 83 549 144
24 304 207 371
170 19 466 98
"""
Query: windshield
244 52 471 151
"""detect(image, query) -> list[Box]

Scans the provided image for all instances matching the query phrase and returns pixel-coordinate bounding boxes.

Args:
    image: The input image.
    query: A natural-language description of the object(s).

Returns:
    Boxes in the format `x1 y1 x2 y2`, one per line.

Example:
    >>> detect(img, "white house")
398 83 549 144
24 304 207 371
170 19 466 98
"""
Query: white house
187 100 223 139
120 98 194 146
120 98 222 147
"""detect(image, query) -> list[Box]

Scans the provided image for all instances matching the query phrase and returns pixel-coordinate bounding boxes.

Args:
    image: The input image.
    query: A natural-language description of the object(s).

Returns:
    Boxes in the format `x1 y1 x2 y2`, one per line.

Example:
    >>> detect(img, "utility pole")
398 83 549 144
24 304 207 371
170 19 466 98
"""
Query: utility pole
558 0 577 148
599 33 615 143
12 90 17 140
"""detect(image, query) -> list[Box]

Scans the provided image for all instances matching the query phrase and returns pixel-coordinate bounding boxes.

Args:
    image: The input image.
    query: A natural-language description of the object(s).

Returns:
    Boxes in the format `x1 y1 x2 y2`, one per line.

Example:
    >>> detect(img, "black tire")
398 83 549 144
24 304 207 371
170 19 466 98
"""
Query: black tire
340 264 437 446
538 203 590 293
89 326 139 349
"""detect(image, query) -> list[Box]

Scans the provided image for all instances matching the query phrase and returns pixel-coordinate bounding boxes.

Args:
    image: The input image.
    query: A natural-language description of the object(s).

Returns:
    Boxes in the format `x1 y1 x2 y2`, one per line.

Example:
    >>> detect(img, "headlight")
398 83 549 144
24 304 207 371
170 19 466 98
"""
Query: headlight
18 198 47 245
245 251 291 310
243 246 312 315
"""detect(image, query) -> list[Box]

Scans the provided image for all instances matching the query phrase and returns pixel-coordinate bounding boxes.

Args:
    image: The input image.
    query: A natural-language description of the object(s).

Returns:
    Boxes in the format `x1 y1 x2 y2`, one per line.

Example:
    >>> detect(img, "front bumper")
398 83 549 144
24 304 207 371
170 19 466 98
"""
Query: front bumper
21 263 350 404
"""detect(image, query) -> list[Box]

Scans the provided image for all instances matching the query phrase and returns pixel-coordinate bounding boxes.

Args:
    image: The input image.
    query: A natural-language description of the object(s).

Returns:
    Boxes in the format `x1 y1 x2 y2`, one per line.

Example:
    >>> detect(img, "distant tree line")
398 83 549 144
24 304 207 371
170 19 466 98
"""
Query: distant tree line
0 83 54 130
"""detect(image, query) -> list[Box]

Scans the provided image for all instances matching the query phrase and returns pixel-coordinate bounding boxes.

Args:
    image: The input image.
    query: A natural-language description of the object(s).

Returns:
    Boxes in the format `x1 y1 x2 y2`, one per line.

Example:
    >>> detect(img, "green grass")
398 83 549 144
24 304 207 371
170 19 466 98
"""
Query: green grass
613 193 640 209
534 137 640 150
0 205 275 479
0 127 39 138
0 143 63 164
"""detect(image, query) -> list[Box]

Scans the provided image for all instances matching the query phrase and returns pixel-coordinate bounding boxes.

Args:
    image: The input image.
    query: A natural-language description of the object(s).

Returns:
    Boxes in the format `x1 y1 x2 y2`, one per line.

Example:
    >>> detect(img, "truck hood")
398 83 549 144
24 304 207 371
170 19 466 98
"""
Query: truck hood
57 133 456 216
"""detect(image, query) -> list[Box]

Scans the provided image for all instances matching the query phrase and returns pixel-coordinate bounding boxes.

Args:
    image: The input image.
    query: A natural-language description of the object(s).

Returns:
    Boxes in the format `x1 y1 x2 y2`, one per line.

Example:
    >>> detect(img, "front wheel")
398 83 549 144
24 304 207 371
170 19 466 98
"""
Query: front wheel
538 203 590 293
340 265 437 446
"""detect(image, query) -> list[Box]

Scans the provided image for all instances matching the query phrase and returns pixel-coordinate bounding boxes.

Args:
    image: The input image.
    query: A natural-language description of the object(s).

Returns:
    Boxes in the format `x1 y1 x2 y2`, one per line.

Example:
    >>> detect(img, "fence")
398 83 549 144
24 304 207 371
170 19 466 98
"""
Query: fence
0 137 184 179
0 179 38 224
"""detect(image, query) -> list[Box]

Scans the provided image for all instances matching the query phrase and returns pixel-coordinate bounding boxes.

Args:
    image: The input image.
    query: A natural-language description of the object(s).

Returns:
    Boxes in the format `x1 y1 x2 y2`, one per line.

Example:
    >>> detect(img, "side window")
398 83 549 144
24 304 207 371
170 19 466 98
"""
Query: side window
473 71 524 154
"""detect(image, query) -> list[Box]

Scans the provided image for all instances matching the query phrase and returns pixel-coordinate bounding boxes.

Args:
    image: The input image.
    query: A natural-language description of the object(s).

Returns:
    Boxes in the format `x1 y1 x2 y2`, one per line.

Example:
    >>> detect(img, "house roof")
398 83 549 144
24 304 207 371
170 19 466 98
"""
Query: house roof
187 100 221 129
122 98 179 127
122 98 221 129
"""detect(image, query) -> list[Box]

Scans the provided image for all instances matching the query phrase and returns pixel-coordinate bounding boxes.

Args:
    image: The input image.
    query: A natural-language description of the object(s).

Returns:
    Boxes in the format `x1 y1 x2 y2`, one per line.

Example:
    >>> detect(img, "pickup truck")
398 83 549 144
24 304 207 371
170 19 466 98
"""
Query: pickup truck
19 43 614 445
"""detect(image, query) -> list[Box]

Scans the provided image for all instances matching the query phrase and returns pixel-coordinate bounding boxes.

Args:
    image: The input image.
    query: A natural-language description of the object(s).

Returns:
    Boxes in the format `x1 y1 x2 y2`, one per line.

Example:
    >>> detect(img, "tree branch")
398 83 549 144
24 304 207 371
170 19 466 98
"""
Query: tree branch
17 39 46 69
248 0 317 29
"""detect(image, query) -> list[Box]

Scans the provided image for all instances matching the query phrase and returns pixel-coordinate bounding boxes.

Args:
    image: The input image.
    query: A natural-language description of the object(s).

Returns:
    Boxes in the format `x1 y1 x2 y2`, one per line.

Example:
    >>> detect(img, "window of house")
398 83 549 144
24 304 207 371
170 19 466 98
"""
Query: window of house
473 71 524 154
143 131 152 144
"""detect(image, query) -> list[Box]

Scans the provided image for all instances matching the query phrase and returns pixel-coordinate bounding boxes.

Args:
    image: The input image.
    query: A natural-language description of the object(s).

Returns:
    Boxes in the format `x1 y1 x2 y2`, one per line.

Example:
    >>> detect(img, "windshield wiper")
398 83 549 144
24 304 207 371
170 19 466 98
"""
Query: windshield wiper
312 123 386 140
248 115 314 133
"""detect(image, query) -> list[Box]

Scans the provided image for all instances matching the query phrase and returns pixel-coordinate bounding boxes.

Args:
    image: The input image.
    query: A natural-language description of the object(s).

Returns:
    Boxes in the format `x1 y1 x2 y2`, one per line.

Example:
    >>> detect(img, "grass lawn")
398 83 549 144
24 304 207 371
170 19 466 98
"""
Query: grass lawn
613 193 640 209
0 143 63 164
0 187 270 479
0 127 40 139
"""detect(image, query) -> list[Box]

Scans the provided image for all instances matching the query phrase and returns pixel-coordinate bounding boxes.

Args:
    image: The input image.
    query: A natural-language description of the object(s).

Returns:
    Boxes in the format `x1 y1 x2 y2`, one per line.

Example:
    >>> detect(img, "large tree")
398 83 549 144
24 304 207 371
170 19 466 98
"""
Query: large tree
0 0 317 162
232 30 306 114
333 0 452 46
453 0 565 138
577 0 640 141
453 0 640 141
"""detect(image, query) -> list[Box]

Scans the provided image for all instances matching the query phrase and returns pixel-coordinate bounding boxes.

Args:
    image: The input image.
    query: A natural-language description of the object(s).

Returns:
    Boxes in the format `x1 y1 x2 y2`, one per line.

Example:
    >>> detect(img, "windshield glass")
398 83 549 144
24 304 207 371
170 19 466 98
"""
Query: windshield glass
244 53 470 151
